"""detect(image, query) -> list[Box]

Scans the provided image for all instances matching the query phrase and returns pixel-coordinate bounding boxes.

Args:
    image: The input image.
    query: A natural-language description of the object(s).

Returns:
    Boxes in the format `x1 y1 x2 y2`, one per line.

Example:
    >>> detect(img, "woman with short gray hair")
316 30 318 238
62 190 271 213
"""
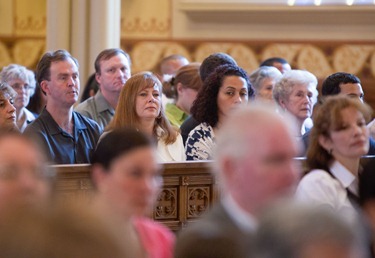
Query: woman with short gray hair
0 64 36 132
273 69 318 138
249 66 282 103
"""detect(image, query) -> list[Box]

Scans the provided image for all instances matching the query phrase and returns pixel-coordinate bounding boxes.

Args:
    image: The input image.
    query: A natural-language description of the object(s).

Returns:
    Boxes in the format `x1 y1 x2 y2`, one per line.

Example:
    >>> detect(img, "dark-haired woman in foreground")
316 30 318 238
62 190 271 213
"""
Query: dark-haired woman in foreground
92 128 175 258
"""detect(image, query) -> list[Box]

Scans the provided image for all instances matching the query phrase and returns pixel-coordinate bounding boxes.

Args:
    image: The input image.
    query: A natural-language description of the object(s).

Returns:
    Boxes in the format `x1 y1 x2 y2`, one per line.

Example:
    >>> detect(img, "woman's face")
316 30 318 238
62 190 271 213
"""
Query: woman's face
98 147 162 217
177 86 198 114
217 75 248 121
8 78 31 110
324 107 369 160
0 93 16 129
135 84 161 121
256 77 276 102
281 83 315 122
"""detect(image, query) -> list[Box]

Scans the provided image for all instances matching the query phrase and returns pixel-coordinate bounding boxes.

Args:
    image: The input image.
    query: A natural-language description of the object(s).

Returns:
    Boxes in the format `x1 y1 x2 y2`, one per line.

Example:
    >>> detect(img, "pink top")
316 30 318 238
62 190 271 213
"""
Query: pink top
133 217 175 258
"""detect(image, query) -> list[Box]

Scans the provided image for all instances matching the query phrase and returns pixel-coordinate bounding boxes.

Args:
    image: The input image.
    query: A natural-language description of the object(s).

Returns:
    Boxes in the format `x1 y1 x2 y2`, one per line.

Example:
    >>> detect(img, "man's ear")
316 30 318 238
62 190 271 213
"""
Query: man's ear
95 73 101 85
318 134 332 153
279 98 287 110
40 80 50 95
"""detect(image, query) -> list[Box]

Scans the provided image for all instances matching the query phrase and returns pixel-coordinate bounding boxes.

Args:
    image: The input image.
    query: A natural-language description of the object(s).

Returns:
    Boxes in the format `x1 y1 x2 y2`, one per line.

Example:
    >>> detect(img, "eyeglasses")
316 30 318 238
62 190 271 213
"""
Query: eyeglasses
11 83 33 92
0 164 56 181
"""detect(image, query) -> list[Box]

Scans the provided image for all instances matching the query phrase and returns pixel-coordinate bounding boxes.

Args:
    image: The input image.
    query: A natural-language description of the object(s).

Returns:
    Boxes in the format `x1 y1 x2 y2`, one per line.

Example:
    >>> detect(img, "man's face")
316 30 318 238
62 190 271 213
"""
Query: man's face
0 136 51 211
161 58 189 77
339 83 364 102
42 59 80 108
96 54 131 96
230 122 300 215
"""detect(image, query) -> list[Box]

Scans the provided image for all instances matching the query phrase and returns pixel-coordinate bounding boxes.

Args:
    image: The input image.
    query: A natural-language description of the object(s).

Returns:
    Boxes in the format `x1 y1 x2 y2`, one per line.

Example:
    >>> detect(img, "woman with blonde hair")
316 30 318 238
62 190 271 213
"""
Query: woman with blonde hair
106 72 185 162
163 63 202 127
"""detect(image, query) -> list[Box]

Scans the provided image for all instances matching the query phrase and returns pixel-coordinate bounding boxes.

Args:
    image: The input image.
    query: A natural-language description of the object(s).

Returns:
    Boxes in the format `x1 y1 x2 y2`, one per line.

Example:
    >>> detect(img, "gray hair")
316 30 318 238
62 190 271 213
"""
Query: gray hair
249 66 282 92
273 69 318 105
0 82 17 100
253 202 356 258
212 104 297 191
0 64 36 96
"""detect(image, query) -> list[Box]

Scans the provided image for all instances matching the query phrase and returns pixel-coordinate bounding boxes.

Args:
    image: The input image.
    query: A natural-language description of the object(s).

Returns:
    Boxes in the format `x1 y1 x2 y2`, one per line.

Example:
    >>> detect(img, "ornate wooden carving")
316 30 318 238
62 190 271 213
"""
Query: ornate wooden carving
188 187 209 218
155 188 177 219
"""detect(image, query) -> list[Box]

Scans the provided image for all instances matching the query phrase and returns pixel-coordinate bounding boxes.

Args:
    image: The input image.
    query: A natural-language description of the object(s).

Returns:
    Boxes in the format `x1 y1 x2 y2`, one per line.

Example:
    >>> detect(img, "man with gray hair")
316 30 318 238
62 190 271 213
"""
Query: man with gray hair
175 104 300 258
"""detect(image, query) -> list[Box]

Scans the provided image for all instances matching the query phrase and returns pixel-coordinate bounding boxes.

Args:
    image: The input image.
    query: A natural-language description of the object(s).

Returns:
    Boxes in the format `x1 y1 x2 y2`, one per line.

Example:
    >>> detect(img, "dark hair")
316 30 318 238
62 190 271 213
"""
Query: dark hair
92 128 153 170
36 50 79 85
80 73 99 102
260 57 289 67
26 83 45 115
200 53 237 82
191 64 253 127
359 159 375 206
321 72 361 96
94 48 131 75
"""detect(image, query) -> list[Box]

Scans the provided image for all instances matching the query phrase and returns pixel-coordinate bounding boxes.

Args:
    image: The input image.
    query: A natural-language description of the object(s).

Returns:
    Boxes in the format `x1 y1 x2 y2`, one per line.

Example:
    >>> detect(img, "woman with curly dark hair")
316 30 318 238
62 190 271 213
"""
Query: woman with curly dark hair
185 64 253 160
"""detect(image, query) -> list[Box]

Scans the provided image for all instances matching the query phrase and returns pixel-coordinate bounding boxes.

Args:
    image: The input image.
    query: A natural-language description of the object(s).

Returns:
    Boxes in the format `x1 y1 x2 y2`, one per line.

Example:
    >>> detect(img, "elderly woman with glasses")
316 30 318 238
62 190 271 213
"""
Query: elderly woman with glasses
0 64 36 132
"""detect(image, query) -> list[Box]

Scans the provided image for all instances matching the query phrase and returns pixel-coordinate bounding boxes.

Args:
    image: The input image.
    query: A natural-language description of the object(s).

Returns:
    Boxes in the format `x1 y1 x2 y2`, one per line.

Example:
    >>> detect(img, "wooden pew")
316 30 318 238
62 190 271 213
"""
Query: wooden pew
52 157 374 232
53 161 218 232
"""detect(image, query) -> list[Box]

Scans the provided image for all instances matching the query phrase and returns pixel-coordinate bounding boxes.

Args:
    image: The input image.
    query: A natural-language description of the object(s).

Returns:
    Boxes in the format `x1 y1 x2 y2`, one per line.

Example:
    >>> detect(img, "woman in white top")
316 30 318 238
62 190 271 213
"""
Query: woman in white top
296 95 372 225
105 72 185 162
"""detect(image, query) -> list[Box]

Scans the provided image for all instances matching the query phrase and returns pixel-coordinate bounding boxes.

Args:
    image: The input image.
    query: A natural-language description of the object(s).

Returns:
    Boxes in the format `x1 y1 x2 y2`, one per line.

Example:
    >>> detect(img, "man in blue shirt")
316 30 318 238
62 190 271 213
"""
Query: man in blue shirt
25 50 101 164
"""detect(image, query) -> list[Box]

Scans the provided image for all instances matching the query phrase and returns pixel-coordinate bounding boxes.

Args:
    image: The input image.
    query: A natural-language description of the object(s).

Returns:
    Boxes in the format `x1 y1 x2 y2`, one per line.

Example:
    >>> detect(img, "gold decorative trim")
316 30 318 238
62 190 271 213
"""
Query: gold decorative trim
14 16 46 34
121 17 171 34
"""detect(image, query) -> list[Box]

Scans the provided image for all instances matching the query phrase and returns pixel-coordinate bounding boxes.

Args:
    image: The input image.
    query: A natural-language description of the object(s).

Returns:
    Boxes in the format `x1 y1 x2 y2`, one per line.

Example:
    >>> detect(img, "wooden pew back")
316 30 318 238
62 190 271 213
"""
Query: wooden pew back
53 161 217 232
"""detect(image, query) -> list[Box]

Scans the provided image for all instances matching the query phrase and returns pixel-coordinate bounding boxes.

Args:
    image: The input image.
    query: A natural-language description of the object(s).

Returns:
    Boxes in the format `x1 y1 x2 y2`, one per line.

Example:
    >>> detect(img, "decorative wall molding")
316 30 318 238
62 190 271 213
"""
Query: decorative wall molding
123 40 375 78
178 1 375 26
14 16 46 36
0 39 45 68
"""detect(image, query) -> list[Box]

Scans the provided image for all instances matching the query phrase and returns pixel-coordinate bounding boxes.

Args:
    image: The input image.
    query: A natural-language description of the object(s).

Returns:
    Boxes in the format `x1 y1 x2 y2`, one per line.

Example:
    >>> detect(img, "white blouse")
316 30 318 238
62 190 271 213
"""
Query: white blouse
295 160 358 225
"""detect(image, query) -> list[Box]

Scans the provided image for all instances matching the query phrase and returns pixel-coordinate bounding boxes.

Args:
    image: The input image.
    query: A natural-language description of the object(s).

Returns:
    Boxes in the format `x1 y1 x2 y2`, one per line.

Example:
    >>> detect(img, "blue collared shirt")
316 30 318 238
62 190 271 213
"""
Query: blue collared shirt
24 108 102 164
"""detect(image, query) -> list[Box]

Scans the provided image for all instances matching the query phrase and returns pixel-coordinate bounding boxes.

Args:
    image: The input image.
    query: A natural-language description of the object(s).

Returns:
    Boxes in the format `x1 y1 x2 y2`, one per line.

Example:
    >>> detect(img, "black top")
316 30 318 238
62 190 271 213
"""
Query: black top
180 116 200 145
